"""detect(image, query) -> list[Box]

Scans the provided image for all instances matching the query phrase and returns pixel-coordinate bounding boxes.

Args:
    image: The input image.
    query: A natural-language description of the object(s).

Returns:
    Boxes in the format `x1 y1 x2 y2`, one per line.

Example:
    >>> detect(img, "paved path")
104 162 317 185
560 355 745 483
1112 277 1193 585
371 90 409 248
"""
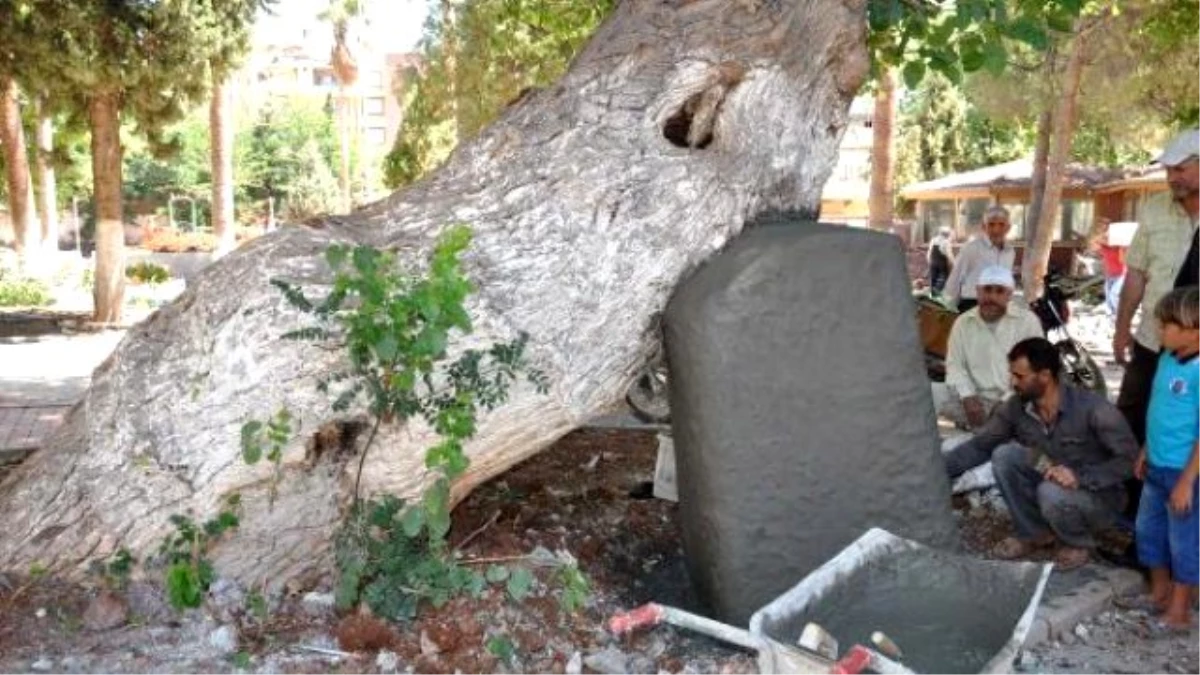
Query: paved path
0 330 125 456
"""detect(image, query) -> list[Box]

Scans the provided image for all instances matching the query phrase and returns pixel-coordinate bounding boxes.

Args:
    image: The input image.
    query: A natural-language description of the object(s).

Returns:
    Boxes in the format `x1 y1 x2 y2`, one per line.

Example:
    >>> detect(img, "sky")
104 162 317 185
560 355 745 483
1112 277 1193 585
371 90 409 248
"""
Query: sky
254 0 430 55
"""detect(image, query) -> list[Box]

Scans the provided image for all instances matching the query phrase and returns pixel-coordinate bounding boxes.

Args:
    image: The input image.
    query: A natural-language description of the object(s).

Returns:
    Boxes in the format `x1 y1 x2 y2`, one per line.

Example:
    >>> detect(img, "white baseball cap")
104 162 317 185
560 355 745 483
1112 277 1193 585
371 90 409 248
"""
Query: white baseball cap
977 265 1015 289
1154 129 1199 167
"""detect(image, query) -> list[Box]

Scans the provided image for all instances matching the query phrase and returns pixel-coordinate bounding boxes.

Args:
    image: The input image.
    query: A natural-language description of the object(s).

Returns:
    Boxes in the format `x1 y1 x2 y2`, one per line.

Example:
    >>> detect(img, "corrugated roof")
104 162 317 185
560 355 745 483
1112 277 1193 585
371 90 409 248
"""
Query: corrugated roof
900 158 1132 198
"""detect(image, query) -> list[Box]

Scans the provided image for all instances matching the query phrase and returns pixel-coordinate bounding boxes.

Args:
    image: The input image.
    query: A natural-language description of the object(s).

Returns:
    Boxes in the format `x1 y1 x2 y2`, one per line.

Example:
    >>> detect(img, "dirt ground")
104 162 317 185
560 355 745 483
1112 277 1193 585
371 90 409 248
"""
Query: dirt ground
1 428 1196 674
0 429 754 675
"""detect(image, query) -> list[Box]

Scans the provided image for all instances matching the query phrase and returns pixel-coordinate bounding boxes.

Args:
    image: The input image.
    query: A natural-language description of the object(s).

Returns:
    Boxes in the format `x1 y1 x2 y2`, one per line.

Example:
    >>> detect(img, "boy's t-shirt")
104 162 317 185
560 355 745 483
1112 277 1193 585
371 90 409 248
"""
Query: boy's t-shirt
1147 351 1200 469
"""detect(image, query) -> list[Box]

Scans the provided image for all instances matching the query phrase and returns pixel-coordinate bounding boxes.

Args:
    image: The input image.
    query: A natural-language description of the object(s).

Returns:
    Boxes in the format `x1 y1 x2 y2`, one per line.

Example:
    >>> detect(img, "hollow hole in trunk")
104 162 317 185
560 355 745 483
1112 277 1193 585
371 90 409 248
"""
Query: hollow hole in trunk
662 93 714 149
306 418 370 466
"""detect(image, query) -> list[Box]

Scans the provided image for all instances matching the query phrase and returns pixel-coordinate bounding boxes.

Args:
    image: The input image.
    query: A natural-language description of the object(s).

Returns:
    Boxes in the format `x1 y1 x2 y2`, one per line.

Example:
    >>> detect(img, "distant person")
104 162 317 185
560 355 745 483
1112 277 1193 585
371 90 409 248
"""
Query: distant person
1088 218 1127 317
943 206 1016 313
944 337 1137 570
1131 287 1198 630
927 226 956 294
932 265 1043 429
1114 128 1199 445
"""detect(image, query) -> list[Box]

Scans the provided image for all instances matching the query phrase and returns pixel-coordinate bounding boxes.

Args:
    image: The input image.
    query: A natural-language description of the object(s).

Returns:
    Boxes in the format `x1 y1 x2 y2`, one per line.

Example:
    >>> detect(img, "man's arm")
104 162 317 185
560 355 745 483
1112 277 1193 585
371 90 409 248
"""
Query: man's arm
1074 402 1138 491
943 242 970 304
1113 268 1147 364
944 401 1017 479
944 317 975 399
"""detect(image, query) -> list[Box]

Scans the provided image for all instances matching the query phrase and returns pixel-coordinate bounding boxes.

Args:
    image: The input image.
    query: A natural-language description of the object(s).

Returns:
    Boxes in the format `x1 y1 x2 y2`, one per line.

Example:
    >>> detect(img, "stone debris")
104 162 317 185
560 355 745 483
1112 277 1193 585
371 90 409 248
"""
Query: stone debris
584 646 629 674
376 649 400 673
82 591 129 632
208 624 239 655
565 651 583 675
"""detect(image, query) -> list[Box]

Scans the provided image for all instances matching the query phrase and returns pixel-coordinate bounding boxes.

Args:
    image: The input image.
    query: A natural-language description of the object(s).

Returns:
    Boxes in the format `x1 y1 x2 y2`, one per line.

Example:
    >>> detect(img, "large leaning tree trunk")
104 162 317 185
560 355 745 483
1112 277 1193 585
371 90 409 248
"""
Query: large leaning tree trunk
0 0 869 585
1 76 38 264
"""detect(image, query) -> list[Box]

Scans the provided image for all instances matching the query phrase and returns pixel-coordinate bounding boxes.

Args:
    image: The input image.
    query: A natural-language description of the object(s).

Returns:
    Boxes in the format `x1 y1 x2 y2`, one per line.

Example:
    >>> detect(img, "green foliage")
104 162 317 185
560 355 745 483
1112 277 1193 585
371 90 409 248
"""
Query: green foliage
867 0 1086 85
895 72 1035 190
557 563 590 614
263 224 546 620
125 261 171 285
244 591 269 622
235 97 346 220
0 273 52 307
240 408 294 508
158 495 242 610
88 548 136 591
384 0 614 187
122 109 211 202
486 634 517 666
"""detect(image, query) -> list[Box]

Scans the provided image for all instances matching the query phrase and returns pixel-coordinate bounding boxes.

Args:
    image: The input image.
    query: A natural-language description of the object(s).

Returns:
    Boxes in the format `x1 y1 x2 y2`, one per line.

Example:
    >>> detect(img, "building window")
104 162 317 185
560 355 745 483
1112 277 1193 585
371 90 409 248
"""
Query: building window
313 71 337 88
365 127 387 146
363 97 386 116
366 70 384 88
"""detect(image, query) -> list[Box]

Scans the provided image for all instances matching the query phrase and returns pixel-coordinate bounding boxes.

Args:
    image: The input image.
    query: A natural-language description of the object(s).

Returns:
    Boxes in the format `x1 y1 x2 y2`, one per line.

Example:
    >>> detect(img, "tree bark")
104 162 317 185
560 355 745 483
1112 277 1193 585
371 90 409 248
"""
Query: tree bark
35 98 58 254
89 91 126 323
1 76 38 263
210 73 236 256
868 67 897 231
1024 108 1052 248
0 0 869 585
1025 26 1087 299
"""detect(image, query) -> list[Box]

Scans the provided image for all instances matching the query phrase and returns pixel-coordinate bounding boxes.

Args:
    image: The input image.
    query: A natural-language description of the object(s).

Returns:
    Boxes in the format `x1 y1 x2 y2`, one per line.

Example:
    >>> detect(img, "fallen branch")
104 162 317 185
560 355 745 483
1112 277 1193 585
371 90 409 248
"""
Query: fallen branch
453 510 501 554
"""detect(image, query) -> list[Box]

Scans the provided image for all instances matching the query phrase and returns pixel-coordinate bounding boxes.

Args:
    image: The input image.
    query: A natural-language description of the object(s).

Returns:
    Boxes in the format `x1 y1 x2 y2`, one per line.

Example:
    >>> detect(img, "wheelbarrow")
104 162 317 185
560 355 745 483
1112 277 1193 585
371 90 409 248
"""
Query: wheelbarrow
609 603 911 674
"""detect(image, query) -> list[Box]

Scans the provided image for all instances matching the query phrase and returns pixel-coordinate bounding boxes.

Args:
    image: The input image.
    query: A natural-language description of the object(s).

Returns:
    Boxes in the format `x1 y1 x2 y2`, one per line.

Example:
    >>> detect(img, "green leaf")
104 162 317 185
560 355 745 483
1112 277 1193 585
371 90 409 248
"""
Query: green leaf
506 567 534 601
902 60 926 89
166 562 203 610
400 506 426 538
486 634 517 666
240 421 263 464
981 39 1008 75
375 335 399 362
1006 16 1048 50
326 245 349 270
486 564 510 583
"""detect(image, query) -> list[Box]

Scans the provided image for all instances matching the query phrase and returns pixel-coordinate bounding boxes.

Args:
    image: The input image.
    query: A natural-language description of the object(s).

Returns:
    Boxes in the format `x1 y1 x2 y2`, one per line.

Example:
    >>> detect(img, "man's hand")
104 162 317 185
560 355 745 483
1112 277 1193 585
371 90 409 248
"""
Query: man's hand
1170 478 1194 514
1113 327 1132 365
1134 449 1147 481
963 396 987 429
1044 465 1079 489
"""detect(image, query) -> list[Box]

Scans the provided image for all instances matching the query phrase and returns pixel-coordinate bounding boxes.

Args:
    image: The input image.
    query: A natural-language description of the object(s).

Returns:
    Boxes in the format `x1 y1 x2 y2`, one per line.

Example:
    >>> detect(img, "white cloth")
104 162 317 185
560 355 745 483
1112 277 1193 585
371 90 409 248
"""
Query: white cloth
943 237 1017 303
941 433 996 494
945 305 1045 400
927 234 956 265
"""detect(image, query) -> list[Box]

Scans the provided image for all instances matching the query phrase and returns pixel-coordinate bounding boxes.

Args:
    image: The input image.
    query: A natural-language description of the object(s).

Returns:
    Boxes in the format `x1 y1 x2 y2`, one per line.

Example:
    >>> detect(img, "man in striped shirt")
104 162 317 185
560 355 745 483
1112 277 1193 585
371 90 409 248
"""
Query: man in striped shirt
943 206 1018 313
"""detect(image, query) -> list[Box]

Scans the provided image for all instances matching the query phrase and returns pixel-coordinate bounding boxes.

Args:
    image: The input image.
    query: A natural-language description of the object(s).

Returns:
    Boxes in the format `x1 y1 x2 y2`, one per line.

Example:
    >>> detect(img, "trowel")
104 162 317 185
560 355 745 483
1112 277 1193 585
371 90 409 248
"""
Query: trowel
609 603 913 675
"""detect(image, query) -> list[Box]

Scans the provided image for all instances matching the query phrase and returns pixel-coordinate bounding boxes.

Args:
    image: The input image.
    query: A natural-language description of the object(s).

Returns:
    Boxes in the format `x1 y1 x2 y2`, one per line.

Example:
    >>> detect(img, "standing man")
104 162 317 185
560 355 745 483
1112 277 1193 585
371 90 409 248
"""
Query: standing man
944 206 1017 313
944 338 1137 570
933 265 1044 429
1089 218 1127 318
1158 128 1199 268
1114 128 1199 445
927 225 956 294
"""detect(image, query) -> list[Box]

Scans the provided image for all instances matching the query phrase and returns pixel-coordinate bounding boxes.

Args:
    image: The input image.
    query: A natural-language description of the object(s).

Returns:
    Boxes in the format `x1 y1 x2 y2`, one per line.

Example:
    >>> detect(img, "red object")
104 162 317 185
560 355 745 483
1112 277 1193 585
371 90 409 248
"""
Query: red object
830 645 872 674
608 603 665 635
1097 243 1126 278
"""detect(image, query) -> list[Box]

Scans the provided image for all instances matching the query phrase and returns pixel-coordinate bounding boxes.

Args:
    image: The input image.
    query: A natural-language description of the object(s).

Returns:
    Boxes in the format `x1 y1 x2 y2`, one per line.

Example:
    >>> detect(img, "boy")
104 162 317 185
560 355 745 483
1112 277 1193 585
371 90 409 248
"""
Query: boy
1134 285 1199 629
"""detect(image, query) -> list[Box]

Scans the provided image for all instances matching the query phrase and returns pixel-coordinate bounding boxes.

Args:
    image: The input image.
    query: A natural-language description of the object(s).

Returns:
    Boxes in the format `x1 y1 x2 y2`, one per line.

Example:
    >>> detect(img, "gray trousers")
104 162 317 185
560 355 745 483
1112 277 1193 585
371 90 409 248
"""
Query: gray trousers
992 443 1120 549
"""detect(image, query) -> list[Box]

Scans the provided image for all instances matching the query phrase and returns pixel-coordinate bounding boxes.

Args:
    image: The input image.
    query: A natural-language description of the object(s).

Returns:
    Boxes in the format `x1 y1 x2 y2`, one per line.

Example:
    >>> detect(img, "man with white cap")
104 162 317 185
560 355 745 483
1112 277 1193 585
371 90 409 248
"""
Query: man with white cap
1114 128 1199 446
932 264 1044 429
1166 129 1200 289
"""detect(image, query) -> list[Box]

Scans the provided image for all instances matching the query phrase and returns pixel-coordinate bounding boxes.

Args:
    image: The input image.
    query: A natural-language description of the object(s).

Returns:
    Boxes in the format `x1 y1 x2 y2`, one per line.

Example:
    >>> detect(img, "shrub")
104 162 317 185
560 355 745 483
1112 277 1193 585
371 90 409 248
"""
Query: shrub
0 275 53 307
125 261 171 285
